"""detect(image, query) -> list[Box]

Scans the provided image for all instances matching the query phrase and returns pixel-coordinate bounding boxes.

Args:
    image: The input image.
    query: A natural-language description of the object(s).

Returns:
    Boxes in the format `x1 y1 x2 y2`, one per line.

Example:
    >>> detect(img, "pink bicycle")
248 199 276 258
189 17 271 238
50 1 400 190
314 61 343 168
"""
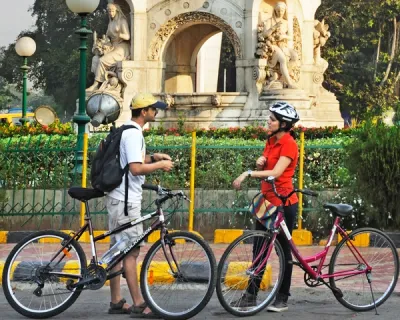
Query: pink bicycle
216 177 399 317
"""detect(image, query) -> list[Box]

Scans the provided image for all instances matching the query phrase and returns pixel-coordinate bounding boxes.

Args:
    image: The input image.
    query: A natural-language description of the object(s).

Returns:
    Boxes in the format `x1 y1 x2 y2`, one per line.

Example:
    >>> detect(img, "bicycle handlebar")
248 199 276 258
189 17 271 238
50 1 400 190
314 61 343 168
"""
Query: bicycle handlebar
265 176 318 204
141 184 190 205
142 184 164 192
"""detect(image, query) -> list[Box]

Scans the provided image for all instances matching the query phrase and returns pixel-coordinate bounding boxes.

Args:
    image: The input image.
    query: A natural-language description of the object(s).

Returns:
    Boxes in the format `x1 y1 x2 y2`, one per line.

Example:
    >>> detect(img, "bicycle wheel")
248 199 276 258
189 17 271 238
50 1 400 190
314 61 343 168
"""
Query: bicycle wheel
329 228 399 311
140 231 216 320
216 231 285 317
2 230 87 319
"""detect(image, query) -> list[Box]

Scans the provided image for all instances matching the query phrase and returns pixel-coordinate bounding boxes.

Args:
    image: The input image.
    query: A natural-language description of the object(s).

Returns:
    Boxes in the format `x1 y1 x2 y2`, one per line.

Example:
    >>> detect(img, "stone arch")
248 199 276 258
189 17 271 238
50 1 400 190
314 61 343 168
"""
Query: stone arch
147 12 243 61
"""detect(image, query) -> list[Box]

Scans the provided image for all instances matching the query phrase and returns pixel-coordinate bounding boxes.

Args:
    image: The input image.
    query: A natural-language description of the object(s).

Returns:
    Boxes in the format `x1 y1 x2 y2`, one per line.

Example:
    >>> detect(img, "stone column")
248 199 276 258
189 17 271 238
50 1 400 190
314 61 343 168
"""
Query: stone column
132 11 147 61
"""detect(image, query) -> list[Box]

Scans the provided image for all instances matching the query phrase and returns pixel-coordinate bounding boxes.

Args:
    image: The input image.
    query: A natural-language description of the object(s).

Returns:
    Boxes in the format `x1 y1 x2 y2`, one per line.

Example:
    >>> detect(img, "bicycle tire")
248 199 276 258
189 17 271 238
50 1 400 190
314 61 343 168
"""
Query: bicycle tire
329 227 399 311
140 231 216 320
216 231 285 317
2 230 87 319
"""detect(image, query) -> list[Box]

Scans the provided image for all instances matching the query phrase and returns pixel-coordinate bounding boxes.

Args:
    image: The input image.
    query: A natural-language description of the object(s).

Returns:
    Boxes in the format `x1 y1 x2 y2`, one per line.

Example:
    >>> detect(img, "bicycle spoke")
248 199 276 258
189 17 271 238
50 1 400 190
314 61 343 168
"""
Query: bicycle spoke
329 228 399 311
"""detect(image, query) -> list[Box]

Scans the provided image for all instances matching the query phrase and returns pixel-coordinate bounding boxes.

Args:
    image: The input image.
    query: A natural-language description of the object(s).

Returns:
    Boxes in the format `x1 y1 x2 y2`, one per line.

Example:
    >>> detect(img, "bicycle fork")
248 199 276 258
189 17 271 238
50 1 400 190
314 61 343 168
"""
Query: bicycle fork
160 227 183 280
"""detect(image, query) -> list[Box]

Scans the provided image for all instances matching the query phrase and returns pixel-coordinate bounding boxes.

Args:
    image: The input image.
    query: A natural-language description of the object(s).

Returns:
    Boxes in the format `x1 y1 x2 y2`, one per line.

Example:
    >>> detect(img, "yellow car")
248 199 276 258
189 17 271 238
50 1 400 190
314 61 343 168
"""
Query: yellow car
0 112 35 125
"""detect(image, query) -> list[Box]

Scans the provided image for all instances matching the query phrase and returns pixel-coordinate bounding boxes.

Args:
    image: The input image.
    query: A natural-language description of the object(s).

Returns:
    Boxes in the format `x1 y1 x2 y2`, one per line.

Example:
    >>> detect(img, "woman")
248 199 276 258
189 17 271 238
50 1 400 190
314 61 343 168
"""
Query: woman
87 3 130 92
232 101 300 312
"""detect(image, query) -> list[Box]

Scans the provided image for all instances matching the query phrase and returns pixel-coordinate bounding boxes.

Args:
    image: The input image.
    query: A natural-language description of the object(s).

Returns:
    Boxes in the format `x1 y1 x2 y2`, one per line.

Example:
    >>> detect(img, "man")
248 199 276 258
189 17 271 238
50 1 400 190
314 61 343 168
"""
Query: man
106 93 174 318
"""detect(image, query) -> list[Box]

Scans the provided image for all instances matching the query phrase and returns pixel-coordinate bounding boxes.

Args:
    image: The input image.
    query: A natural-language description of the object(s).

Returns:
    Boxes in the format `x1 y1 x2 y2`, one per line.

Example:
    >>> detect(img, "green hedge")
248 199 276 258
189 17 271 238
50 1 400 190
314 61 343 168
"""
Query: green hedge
0 133 350 191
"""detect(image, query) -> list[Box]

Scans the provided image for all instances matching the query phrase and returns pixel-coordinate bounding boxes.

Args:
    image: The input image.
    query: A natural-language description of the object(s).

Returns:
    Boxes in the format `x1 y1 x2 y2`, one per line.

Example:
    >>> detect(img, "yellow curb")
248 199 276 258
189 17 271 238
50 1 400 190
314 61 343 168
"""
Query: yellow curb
148 230 191 244
0 231 8 243
318 239 337 246
338 230 370 247
0 261 21 284
214 229 243 244
292 229 313 246
137 261 174 283
224 262 272 290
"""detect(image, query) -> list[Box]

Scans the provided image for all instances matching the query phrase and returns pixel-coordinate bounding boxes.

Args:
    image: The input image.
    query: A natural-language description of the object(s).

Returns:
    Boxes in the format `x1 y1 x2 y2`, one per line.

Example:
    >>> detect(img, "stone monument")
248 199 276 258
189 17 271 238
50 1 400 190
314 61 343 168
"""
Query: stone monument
85 0 343 129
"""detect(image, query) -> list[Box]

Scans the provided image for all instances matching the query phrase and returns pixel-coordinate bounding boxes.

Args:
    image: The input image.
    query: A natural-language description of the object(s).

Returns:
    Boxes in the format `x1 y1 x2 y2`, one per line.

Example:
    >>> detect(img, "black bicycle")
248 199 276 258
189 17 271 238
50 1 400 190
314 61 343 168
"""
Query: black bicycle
2 184 216 320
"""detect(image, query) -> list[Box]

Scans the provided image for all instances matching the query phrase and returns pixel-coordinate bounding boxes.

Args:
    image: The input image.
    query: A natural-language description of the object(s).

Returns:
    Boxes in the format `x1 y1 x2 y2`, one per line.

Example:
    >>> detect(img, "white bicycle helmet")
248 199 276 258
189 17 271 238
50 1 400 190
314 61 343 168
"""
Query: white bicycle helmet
269 101 300 124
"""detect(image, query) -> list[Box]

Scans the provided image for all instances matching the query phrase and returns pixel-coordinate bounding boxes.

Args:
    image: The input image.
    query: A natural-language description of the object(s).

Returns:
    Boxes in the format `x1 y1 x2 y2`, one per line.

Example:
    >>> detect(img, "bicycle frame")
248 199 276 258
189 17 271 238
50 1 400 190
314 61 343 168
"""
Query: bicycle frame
252 208 372 282
48 201 168 280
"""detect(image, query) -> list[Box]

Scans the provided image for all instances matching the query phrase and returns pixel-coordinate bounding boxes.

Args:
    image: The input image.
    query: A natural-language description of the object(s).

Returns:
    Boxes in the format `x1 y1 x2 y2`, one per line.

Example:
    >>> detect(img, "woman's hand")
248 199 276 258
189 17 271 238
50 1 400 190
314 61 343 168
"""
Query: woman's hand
256 156 266 170
232 172 247 190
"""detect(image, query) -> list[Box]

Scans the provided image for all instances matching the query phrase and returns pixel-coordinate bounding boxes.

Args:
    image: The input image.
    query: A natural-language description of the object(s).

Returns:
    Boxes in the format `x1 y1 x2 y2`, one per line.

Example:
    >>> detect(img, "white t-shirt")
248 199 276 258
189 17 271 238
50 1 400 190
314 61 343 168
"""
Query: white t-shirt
108 120 146 204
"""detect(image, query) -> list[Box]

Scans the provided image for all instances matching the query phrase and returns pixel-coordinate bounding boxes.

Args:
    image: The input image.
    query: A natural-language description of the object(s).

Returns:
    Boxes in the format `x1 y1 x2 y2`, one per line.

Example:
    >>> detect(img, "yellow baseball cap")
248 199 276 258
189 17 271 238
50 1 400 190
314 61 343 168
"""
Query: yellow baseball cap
130 93 167 110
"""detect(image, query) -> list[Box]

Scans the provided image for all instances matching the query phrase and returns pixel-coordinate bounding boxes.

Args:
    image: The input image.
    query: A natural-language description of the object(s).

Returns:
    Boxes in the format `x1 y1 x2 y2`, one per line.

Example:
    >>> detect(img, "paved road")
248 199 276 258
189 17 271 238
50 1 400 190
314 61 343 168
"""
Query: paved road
1 287 399 320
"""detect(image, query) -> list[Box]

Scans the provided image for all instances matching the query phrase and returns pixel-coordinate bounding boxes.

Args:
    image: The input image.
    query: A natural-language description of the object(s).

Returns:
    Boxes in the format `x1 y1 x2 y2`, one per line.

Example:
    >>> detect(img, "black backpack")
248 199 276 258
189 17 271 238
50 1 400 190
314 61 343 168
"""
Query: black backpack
91 124 138 215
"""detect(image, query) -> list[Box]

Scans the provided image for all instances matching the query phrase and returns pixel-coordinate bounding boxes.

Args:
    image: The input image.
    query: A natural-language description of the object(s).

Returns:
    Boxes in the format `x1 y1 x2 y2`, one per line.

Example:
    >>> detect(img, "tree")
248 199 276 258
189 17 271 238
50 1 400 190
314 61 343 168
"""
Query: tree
0 0 109 117
0 48 18 110
316 0 400 121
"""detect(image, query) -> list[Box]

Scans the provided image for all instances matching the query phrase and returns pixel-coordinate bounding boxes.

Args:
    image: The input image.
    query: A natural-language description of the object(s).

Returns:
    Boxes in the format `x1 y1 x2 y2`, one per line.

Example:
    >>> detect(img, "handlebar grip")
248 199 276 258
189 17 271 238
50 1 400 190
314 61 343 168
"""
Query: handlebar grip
142 184 159 192
301 189 318 197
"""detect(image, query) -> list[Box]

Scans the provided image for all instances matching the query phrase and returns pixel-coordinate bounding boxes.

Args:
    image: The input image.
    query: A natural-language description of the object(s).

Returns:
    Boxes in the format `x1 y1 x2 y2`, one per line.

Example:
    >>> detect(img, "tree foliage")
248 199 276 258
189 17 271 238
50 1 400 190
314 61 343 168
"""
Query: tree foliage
0 0 109 117
317 0 400 121
345 123 400 228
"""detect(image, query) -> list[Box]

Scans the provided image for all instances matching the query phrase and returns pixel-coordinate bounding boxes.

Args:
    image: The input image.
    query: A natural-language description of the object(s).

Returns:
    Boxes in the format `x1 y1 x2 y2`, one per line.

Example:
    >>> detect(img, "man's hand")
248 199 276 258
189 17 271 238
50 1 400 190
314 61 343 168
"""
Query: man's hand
160 160 174 172
154 153 172 161
256 156 266 170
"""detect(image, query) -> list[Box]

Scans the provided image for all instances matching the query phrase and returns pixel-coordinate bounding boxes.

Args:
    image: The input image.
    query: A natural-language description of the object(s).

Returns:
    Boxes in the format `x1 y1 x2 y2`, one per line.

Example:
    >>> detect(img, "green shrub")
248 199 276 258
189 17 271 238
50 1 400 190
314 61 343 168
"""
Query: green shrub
345 123 400 229
1 133 350 191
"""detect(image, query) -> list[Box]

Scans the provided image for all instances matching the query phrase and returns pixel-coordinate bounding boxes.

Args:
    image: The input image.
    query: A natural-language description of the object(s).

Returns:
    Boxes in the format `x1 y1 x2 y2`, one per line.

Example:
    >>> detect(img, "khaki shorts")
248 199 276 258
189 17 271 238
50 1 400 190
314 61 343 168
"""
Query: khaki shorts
105 195 144 248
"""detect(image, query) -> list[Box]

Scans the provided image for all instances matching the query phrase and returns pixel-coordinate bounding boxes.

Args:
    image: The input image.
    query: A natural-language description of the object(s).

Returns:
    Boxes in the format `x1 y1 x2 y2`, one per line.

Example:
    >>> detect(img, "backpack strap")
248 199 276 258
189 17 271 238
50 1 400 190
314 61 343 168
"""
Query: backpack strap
124 165 129 216
121 124 139 216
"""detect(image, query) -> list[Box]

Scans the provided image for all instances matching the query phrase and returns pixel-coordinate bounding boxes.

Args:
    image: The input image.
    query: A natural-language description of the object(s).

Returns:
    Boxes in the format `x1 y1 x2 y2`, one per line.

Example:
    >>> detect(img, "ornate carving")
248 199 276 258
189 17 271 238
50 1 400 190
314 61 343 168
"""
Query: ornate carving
253 66 267 94
161 94 175 108
121 68 134 83
313 19 331 73
148 12 242 60
165 9 171 16
150 22 157 30
313 72 324 84
235 21 242 28
211 94 222 107
203 2 210 9
292 17 302 83
254 2 300 90
220 8 228 15
183 2 189 9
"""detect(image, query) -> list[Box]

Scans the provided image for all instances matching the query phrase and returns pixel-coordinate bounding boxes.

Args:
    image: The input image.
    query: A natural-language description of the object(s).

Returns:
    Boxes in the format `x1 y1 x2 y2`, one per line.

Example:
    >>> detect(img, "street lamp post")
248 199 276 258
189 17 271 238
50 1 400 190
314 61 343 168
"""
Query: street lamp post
15 37 36 125
66 0 99 173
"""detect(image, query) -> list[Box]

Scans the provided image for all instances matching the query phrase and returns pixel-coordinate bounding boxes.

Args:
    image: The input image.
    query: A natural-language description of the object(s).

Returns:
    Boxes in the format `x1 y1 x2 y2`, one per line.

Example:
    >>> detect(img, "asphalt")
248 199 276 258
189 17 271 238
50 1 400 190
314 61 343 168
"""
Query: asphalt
1 287 400 320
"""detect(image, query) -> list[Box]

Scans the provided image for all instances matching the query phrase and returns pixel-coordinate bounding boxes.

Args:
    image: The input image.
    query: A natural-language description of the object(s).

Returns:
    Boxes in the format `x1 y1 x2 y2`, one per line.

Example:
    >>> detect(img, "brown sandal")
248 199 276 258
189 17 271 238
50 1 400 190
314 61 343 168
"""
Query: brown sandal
131 302 147 314
108 298 131 314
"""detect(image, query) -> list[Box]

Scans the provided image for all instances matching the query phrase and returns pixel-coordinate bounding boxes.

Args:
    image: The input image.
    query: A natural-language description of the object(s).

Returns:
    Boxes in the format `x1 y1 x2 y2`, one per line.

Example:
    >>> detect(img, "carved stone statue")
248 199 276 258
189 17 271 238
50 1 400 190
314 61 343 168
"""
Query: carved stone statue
313 19 331 73
255 1 300 89
86 3 130 92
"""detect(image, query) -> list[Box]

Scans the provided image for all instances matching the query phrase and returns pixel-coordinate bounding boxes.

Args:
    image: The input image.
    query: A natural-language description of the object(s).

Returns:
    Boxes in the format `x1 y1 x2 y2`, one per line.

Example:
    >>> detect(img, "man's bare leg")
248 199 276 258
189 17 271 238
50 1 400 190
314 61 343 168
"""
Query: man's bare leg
124 248 152 314
110 262 130 308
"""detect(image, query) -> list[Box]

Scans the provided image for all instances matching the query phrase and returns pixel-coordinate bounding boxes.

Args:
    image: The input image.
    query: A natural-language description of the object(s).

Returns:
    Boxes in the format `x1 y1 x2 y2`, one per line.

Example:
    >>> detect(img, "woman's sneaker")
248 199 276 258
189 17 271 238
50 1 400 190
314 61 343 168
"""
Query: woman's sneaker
229 292 257 308
267 293 289 312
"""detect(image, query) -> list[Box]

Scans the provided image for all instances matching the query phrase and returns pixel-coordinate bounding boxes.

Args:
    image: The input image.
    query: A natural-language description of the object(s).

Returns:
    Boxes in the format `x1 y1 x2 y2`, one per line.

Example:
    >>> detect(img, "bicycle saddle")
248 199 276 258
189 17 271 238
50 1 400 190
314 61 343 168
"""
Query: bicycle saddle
323 203 353 217
68 187 104 201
